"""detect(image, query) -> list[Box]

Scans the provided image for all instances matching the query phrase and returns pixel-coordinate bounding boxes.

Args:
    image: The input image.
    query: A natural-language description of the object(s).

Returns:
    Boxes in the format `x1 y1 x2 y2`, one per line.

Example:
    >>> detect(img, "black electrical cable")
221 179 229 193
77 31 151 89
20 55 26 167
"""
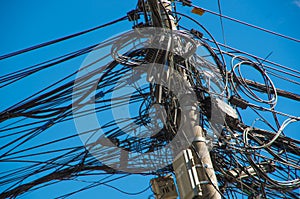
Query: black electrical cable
1 3 299 198
191 5 300 43
172 11 227 74
102 183 151 196
203 38 300 78
55 174 131 199
0 16 128 60
217 0 227 46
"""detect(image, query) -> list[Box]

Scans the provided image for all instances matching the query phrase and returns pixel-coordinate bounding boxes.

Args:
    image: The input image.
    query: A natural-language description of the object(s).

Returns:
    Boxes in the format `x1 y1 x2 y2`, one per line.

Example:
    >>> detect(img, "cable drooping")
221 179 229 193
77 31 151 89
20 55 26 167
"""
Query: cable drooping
0 1 299 199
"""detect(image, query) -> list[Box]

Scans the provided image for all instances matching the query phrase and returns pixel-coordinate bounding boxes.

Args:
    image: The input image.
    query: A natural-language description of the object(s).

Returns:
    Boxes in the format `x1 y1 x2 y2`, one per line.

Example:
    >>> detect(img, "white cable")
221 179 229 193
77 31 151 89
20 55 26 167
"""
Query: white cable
243 118 297 149
230 57 278 109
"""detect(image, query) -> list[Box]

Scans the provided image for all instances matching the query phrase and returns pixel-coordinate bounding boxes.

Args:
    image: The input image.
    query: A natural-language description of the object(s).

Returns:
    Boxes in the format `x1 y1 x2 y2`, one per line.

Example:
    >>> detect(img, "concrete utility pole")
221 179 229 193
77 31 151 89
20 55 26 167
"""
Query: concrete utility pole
150 0 221 198
193 126 221 199
160 0 177 30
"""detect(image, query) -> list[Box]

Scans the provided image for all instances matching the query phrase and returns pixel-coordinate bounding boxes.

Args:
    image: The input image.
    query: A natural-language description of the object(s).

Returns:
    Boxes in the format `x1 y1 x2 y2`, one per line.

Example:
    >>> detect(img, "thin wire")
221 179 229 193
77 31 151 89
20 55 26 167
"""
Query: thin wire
56 174 131 199
203 37 300 77
193 6 300 43
268 71 300 86
102 183 151 196
0 16 128 60
217 0 227 46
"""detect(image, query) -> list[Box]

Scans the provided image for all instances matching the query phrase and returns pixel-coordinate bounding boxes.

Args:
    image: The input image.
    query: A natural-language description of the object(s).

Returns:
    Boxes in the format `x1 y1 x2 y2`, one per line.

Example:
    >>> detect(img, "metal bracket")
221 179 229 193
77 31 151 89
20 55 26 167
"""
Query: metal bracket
195 164 214 169
193 136 206 143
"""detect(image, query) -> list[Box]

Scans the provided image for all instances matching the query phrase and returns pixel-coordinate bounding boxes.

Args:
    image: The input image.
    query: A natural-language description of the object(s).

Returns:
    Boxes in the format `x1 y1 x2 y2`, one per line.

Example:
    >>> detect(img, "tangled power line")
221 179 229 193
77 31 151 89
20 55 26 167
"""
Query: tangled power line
0 0 299 198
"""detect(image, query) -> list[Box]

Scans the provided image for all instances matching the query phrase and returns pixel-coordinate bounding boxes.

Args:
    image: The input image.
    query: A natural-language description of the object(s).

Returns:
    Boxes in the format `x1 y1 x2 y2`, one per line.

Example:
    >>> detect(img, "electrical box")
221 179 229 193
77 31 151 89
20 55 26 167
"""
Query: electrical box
151 175 178 199
215 98 238 119
173 149 202 199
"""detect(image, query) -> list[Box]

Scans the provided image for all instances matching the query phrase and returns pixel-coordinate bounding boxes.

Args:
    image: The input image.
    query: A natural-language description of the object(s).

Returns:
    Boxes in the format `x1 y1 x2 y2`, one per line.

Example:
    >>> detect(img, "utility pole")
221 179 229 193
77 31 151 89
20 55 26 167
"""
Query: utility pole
192 126 221 199
148 0 221 198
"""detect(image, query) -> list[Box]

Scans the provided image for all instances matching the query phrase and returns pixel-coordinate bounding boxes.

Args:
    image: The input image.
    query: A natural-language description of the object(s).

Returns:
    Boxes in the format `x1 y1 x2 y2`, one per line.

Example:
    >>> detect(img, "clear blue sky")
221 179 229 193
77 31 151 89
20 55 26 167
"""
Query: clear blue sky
0 0 299 198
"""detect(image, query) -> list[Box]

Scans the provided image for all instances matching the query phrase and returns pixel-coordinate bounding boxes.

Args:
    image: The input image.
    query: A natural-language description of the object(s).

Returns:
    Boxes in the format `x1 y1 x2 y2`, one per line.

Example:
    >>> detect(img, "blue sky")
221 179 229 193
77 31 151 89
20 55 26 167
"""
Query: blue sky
0 0 300 198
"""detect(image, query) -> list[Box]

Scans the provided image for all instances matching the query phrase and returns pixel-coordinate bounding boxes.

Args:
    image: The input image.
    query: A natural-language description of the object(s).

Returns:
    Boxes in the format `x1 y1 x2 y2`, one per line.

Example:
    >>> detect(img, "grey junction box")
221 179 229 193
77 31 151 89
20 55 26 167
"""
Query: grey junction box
173 149 202 199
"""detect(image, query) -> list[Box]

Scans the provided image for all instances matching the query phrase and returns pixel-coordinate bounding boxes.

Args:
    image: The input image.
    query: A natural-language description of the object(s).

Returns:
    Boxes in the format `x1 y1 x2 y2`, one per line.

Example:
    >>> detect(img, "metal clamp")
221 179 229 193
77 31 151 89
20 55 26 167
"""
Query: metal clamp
195 164 214 169
193 136 206 143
